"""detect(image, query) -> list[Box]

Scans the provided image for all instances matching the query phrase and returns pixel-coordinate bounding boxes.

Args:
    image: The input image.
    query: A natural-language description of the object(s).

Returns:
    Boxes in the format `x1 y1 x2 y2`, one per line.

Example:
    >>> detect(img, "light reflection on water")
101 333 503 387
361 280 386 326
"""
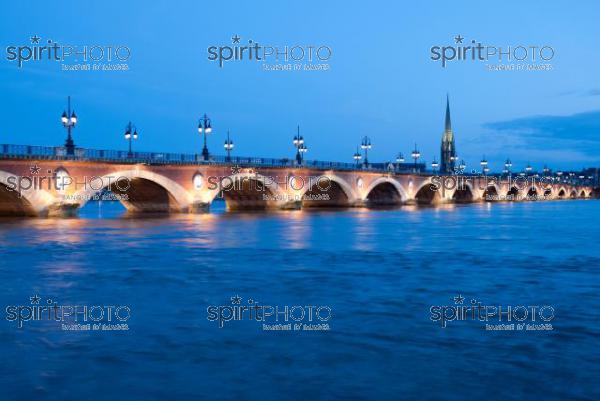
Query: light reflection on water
0 199 599 401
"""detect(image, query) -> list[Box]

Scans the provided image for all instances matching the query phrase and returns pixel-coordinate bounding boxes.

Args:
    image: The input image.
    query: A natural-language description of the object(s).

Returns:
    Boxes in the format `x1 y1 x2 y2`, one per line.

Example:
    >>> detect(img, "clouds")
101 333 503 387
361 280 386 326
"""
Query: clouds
478 110 600 167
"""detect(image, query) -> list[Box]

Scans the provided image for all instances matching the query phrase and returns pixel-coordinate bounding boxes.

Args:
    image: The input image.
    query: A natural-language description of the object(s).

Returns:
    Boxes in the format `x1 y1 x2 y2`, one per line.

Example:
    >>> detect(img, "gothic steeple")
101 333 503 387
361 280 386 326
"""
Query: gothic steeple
445 93 452 132
440 94 457 174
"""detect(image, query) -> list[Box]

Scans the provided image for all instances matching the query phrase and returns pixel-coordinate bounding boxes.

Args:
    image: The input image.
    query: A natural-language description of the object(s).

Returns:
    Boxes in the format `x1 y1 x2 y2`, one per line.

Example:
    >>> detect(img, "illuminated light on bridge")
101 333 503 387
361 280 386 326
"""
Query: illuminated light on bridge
198 114 213 161
353 147 362 166
61 96 78 156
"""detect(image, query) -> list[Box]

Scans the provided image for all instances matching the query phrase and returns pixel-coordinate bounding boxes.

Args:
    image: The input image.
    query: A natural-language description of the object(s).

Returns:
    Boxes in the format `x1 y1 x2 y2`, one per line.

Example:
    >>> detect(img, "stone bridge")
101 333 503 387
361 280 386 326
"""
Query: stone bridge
0 158 594 217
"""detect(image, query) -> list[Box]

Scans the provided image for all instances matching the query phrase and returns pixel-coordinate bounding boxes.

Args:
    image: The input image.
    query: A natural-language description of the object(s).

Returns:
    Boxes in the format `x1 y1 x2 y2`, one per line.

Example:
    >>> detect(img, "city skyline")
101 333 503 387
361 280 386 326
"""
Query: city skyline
0 93 593 175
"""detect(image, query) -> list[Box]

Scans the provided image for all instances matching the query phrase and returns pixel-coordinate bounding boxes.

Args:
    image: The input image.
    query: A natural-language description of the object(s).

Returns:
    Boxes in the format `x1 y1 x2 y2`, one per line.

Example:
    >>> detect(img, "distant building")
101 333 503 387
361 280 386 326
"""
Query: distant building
440 94 456 174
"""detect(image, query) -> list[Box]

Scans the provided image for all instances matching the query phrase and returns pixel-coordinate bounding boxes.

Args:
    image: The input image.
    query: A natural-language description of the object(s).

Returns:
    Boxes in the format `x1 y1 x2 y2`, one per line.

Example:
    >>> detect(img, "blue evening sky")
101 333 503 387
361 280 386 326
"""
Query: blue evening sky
1 0 599 171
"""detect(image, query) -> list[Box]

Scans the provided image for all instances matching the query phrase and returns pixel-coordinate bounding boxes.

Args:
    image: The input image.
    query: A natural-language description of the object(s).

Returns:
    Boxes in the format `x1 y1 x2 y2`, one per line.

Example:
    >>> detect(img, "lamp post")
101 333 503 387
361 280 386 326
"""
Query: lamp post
224 130 234 162
299 143 308 164
361 136 372 168
525 163 533 175
353 146 362 166
411 144 421 173
293 125 304 165
459 159 466 171
396 152 405 171
124 122 139 158
198 114 212 161
504 158 512 176
431 158 439 174
543 165 550 175
480 156 488 175
449 155 458 173
61 96 78 156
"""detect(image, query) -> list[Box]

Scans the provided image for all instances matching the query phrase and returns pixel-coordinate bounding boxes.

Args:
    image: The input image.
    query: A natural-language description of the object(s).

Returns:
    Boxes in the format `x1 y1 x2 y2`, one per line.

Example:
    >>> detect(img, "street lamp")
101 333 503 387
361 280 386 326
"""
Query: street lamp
525 163 533 174
411 143 421 173
353 146 362 166
449 155 458 172
543 165 550 175
198 114 213 161
431 157 439 174
61 96 78 156
224 130 234 162
299 143 308 164
361 136 372 167
459 159 466 171
504 158 512 175
480 156 488 174
124 122 139 158
396 152 405 171
293 125 304 165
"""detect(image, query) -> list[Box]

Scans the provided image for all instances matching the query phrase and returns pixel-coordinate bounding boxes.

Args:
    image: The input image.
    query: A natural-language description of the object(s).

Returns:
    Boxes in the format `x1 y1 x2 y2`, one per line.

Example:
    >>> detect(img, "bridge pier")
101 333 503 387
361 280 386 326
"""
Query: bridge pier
189 201 211 213
47 202 80 218
352 199 368 208
280 200 302 210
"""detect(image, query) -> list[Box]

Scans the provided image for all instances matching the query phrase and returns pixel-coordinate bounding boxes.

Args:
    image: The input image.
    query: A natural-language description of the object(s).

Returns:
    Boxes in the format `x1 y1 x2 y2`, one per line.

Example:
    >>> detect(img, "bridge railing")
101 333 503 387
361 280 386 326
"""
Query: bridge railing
0 144 595 184
1 143 428 173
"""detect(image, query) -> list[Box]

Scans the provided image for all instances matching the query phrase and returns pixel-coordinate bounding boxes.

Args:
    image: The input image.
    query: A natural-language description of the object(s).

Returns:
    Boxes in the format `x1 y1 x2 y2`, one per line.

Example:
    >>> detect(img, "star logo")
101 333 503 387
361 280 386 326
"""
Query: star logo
30 165 41 175
30 294 41 304
454 35 464 44
30 35 41 44
230 165 242 175
454 294 465 304
232 35 241 44
231 295 242 305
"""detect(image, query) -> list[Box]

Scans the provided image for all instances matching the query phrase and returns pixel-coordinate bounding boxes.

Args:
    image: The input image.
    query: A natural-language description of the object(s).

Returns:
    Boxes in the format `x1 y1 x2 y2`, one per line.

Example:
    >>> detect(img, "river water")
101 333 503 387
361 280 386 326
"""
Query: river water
0 200 598 401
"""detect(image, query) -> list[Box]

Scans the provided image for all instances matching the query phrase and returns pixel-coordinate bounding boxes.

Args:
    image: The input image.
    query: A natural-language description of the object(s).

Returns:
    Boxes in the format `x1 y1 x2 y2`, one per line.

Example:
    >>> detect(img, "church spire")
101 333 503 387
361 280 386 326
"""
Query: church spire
445 93 452 132
440 93 456 174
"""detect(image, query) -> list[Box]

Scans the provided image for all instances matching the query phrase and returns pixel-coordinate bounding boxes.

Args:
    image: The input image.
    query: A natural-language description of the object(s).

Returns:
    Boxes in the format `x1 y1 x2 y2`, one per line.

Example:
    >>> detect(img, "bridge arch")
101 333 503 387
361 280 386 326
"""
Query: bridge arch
0 169 55 216
452 181 477 203
506 186 520 201
205 172 285 210
542 188 552 198
481 182 501 202
74 169 192 213
364 177 407 206
557 187 567 198
414 179 443 205
526 186 538 200
301 174 358 208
